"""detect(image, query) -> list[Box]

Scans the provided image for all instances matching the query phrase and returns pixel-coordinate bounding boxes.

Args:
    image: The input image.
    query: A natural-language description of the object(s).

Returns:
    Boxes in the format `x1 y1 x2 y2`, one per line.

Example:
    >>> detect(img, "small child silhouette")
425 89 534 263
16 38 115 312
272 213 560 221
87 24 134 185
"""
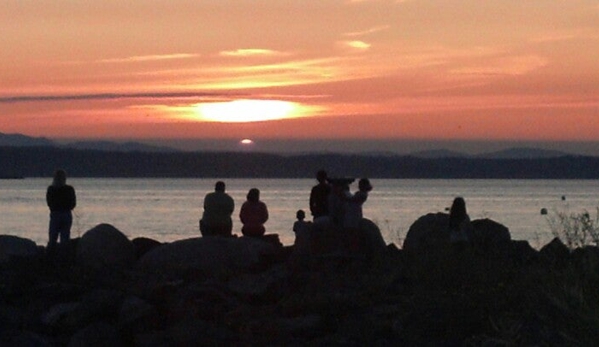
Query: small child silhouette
293 209 312 254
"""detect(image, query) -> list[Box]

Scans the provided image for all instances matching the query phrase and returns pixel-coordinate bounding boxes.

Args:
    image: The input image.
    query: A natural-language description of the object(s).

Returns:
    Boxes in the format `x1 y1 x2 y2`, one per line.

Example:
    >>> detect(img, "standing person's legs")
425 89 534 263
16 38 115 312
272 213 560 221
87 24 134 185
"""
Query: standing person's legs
58 211 73 244
48 212 60 252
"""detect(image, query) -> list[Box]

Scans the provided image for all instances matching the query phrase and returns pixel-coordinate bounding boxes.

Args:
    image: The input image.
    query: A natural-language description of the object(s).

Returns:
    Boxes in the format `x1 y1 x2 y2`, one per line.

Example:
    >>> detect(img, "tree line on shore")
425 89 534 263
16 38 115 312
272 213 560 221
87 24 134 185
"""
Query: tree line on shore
2 146 599 179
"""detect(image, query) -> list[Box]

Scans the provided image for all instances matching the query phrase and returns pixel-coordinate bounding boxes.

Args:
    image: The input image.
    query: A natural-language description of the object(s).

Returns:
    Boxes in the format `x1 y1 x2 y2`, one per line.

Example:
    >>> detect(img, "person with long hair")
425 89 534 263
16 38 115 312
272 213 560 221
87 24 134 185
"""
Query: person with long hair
239 188 269 237
448 196 472 244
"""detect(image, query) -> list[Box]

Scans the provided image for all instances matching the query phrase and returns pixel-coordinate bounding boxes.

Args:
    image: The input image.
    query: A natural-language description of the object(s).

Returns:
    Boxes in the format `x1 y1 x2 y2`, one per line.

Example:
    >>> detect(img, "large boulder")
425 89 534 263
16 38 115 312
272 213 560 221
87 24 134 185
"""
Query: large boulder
403 214 512 254
76 224 135 271
539 237 570 266
306 218 386 257
0 235 39 263
136 236 281 279
131 237 162 259
470 218 511 251
360 218 387 256
402 213 450 253
68 322 124 347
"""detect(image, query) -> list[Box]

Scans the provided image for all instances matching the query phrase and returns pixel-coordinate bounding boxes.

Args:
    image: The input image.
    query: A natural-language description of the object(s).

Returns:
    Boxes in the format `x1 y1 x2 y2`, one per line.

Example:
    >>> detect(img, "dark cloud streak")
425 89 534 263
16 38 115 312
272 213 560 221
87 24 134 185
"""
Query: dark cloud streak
0 92 240 104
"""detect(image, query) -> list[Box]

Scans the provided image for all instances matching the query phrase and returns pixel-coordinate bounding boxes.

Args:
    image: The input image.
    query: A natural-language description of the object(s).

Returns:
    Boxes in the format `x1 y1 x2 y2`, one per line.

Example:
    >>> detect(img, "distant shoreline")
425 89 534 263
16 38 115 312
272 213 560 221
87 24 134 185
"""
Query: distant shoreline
2 146 599 179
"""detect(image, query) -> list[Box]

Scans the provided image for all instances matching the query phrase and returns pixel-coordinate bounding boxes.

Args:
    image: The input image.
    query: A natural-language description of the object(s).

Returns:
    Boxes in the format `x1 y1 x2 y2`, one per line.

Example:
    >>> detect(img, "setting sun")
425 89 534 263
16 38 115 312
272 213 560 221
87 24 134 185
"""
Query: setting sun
194 99 302 123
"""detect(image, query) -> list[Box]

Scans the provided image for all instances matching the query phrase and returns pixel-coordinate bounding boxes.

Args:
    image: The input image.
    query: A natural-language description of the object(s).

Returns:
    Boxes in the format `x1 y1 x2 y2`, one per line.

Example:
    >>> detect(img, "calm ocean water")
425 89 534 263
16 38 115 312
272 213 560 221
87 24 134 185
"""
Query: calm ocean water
1 178 598 248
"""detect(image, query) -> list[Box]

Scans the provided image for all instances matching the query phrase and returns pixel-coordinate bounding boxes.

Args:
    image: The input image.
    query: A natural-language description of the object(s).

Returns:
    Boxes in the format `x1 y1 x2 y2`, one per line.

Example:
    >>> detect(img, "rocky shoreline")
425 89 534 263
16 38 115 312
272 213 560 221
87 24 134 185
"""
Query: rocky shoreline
1 215 599 346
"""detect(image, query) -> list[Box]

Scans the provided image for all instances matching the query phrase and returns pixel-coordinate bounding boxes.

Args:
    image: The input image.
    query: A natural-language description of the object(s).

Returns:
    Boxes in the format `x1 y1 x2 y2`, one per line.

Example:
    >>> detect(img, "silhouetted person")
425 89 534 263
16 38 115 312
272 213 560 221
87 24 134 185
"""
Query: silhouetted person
293 209 312 255
309 170 331 221
448 197 472 244
200 181 235 237
342 178 373 252
326 178 355 227
46 169 76 255
239 188 269 237
293 209 311 234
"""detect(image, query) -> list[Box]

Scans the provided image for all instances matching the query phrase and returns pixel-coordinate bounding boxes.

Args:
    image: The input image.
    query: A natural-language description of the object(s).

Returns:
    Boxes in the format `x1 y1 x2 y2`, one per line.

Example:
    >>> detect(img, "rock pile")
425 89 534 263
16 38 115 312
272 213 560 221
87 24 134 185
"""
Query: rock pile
2 217 599 346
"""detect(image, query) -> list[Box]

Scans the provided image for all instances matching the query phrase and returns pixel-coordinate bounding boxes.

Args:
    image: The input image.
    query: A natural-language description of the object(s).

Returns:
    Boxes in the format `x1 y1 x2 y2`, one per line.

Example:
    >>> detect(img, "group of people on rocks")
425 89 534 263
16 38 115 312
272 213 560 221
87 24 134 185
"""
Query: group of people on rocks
199 170 375 244
199 182 269 238
44 168 474 255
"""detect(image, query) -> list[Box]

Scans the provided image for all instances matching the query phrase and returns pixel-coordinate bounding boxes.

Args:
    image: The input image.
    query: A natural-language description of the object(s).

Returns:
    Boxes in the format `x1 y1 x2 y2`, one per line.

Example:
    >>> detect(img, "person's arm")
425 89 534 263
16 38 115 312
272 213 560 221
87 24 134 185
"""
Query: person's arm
46 187 52 208
69 186 76 210
309 187 316 214
345 191 367 204
262 203 269 223
239 203 247 224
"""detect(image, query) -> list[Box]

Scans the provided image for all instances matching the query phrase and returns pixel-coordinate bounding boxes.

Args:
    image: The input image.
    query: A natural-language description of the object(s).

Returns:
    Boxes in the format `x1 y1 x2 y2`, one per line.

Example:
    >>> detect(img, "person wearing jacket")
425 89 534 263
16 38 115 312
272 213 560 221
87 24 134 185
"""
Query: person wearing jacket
46 169 76 253
200 181 235 237
239 188 268 237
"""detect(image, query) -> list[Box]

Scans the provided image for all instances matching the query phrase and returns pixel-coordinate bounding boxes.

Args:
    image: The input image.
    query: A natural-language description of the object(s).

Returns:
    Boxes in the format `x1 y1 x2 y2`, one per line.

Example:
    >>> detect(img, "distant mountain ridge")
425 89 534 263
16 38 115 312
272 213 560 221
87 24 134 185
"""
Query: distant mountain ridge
64 140 177 153
0 132 176 153
474 147 570 159
408 149 468 159
0 133 54 147
407 147 571 159
0 132 583 158
1 146 598 179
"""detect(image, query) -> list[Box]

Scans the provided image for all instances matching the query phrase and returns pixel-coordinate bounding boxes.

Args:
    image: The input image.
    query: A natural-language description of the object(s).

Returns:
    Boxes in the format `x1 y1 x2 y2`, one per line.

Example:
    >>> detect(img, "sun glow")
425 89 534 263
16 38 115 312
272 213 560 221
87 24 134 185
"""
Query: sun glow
193 99 313 123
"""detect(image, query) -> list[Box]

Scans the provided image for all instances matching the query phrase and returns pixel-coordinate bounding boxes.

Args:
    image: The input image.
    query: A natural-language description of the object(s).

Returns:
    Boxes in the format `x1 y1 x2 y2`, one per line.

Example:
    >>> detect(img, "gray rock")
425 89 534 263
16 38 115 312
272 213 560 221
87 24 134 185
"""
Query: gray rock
118 296 160 334
41 302 81 330
539 237 570 265
76 224 135 271
131 237 162 259
67 322 123 347
402 213 450 253
166 317 236 345
136 236 280 279
0 235 39 263
0 331 53 347
471 218 511 250
571 246 599 273
403 214 512 254
360 218 387 254
80 289 124 318
277 314 325 338
227 264 288 299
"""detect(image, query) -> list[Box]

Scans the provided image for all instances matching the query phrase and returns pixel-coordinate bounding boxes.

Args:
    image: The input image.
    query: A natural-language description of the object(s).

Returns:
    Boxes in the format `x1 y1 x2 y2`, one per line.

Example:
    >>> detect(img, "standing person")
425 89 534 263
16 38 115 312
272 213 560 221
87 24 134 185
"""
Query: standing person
200 181 235 237
46 169 76 254
293 209 312 254
239 188 269 237
343 178 373 231
309 170 331 222
342 178 372 252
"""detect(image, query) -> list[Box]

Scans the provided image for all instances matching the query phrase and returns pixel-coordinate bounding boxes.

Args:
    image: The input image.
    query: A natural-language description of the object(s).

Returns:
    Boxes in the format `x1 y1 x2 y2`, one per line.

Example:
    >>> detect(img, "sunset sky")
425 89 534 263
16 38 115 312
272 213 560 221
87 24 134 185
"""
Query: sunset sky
1 0 598 154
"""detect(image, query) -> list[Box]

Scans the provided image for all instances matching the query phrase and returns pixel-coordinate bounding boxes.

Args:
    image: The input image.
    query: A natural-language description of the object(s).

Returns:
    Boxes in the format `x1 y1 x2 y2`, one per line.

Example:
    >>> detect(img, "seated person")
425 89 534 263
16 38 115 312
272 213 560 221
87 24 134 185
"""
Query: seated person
239 188 269 237
200 181 235 237
448 196 474 244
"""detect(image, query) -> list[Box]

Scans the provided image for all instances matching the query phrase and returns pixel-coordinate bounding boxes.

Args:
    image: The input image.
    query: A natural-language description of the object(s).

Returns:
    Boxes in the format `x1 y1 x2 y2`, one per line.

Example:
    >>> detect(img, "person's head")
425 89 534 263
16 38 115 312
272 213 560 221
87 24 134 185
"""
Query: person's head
247 188 260 202
52 169 67 186
215 181 226 192
316 170 327 183
358 178 372 192
296 209 305 221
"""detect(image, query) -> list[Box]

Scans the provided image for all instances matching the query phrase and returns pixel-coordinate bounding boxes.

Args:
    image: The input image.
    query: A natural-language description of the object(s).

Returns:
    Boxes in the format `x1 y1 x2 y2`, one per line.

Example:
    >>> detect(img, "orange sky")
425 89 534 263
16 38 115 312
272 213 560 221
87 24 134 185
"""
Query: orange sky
1 0 598 151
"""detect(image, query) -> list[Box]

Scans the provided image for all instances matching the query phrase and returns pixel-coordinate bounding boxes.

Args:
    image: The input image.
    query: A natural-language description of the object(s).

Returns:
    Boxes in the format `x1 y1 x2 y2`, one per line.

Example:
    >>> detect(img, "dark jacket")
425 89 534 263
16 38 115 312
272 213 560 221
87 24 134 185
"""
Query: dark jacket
309 183 331 218
46 185 76 212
